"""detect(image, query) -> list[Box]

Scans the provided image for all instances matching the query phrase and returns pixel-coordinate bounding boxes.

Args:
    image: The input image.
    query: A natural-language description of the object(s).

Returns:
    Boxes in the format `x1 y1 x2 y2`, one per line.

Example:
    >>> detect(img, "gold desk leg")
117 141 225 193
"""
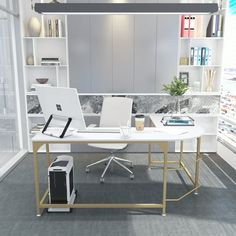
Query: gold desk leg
179 140 184 168
194 137 201 195
148 144 151 168
159 142 168 216
45 143 51 168
33 142 43 217
148 118 154 167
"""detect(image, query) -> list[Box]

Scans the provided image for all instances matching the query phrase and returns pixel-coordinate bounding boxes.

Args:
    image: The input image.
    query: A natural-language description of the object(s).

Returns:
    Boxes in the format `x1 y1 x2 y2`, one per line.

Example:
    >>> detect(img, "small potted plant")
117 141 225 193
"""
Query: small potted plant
163 76 188 113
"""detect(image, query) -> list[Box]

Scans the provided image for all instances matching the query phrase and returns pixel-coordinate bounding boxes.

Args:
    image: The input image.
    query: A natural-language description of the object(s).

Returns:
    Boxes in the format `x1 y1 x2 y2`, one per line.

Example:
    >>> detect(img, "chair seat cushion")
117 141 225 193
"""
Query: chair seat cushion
88 143 127 150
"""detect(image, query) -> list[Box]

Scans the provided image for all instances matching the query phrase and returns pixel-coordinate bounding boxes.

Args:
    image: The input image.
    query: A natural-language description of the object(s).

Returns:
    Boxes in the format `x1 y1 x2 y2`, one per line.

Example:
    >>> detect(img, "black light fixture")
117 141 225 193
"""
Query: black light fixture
34 3 218 15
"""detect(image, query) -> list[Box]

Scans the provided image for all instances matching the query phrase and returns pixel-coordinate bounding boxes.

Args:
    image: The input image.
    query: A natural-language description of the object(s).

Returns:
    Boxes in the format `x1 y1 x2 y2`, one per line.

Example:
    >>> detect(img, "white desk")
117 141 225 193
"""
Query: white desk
32 122 203 217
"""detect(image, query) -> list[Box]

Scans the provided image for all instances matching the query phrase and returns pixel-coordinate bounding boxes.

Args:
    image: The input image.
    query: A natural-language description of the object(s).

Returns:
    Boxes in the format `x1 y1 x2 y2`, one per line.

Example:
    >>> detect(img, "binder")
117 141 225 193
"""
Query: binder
193 47 198 65
189 16 195 37
194 15 202 38
205 48 209 65
217 15 223 37
197 47 202 65
206 15 218 37
182 15 191 37
180 15 185 37
190 47 194 65
208 48 212 65
201 47 207 65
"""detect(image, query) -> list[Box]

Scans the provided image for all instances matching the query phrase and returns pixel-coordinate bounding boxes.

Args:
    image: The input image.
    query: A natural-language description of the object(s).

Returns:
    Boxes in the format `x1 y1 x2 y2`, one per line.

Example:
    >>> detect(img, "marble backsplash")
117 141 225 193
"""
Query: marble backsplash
27 94 220 115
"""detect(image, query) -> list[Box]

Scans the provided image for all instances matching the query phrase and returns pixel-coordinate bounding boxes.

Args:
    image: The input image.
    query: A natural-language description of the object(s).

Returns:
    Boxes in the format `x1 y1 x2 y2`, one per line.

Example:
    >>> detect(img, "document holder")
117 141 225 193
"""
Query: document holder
42 114 72 138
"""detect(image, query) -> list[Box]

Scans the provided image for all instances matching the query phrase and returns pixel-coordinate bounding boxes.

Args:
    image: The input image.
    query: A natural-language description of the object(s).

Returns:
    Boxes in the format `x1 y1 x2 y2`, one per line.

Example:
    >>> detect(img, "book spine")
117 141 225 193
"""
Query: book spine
55 19 59 37
48 19 52 37
52 19 55 37
58 19 63 37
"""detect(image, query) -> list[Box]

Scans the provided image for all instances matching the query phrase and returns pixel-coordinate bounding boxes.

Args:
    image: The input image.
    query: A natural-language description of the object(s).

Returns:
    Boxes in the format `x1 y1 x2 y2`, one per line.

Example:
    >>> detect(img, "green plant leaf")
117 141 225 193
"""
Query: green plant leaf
162 76 188 96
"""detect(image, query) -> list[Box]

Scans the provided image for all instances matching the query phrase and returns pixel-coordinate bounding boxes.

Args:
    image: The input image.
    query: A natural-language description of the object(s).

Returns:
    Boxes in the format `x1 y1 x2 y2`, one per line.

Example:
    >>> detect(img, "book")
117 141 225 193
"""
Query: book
217 15 223 37
58 19 63 37
48 19 52 37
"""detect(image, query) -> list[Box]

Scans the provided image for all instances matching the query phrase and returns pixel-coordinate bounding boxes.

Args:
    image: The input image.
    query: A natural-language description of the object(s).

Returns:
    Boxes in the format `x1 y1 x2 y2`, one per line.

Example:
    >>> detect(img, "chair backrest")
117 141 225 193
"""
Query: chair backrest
99 97 133 127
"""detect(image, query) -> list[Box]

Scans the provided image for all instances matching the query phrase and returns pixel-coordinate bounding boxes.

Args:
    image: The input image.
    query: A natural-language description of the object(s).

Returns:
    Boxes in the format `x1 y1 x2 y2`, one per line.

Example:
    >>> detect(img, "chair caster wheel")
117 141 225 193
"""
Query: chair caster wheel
100 177 104 183
85 168 90 173
130 174 134 180
130 163 134 169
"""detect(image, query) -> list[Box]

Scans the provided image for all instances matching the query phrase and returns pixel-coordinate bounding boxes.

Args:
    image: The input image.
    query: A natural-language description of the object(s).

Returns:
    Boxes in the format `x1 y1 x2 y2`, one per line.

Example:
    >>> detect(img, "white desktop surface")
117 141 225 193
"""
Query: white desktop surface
32 126 204 143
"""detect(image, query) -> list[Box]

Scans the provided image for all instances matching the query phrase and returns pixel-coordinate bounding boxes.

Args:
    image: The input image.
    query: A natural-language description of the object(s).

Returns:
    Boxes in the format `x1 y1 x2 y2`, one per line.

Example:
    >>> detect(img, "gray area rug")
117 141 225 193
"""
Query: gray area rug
0 152 235 236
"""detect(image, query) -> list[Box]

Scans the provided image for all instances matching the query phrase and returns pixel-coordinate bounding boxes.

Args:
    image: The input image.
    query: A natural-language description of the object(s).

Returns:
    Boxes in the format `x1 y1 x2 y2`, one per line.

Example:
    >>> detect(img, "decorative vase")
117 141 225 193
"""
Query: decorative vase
175 96 181 114
26 55 34 65
204 69 216 92
28 17 41 37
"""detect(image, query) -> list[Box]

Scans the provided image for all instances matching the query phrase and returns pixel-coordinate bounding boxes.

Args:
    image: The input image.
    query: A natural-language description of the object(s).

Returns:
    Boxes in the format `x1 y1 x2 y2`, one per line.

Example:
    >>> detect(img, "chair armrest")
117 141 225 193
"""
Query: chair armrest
88 124 97 128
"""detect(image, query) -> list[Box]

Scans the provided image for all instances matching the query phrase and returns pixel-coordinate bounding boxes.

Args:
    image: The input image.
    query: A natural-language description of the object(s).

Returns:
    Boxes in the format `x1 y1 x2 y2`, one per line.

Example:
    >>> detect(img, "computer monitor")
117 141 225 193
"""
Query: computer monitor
36 86 86 131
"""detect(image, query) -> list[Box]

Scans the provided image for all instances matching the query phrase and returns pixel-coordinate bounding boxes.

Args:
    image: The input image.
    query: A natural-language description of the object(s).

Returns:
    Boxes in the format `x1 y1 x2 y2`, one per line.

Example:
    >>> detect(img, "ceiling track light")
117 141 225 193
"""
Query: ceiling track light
34 3 219 15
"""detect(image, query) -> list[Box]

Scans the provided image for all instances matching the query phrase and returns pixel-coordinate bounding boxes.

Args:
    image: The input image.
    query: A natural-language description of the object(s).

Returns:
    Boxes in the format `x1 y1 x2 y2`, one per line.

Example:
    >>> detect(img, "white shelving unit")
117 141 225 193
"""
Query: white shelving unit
177 12 225 94
19 0 70 152
176 10 227 152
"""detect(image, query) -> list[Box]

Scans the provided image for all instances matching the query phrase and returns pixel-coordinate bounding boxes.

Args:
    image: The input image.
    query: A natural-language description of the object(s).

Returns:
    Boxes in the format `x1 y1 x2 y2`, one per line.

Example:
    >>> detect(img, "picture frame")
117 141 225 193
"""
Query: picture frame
179 72 189 86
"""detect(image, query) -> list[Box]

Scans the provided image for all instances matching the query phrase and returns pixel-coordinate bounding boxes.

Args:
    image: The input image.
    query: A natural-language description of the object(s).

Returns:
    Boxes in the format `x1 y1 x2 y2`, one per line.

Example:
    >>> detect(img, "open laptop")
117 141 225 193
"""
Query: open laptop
36 86 120 136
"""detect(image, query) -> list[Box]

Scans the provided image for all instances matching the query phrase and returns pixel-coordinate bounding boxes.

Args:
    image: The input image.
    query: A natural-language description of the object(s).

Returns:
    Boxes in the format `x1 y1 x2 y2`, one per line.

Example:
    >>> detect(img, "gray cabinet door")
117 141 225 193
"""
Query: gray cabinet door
134 15 157 93
90 16 113 93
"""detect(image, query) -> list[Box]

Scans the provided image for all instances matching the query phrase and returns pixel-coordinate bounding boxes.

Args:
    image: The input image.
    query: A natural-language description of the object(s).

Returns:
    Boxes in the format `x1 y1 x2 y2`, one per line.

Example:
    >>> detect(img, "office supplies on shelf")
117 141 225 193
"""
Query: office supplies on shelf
161 116 194 126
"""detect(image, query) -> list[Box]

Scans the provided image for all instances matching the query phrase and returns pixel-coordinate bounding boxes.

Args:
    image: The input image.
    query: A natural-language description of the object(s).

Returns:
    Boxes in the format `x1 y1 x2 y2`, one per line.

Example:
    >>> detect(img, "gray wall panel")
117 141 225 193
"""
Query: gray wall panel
68 15 91 92
134 15 157 92
91 16 113 92
112 14 134 92
67 1 179 93
156 15 179 92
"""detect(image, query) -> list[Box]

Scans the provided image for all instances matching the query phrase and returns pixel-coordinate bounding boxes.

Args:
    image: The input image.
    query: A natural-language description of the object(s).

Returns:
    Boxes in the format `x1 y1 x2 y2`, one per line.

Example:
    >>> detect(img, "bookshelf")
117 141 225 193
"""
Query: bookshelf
178 13 225 94
19 0 70 152
177 9 227 152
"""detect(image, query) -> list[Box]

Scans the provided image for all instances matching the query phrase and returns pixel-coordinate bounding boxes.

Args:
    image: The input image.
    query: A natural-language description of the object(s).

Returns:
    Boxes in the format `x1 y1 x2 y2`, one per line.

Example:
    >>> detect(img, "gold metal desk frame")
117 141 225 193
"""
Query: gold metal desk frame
33 131 201 217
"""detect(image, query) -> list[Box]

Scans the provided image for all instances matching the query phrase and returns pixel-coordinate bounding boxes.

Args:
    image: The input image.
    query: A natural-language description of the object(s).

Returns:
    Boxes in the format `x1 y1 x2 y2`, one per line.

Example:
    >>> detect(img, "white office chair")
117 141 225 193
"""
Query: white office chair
85 97 134 183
